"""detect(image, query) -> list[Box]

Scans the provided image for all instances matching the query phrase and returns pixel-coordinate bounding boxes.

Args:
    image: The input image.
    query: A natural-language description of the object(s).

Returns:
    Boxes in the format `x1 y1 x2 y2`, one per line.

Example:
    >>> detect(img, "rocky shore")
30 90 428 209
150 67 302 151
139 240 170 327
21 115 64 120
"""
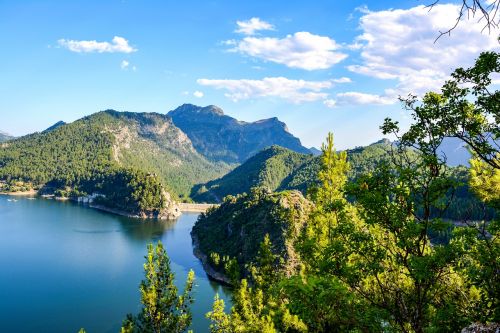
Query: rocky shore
191 233 232 285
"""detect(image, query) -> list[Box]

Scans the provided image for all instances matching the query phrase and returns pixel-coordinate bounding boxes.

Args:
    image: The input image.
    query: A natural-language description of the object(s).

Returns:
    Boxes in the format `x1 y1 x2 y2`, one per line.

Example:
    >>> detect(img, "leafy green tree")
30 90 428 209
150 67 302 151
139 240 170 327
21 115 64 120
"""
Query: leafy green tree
383 50 500 323
122 241 195 333
206 294 232 333
207 235 307 333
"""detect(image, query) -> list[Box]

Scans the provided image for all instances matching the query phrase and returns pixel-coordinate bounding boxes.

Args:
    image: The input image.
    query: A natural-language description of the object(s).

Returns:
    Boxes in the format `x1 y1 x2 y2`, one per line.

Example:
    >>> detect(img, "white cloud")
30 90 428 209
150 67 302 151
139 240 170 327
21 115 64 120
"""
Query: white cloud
323 99 337 108
230 32 348 70
120 60 129 69
335 92 396 105
58 36 137 53
193 91 204 98
331 77 352 83
197 77 335 103
349 4 499 96
235 17 274 35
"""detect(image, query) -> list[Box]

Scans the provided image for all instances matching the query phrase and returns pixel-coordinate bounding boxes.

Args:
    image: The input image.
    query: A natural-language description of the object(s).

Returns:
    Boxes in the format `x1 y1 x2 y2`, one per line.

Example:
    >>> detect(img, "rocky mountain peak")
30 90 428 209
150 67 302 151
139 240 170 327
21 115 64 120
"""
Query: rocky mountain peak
171 104 224 116
168 104 309 164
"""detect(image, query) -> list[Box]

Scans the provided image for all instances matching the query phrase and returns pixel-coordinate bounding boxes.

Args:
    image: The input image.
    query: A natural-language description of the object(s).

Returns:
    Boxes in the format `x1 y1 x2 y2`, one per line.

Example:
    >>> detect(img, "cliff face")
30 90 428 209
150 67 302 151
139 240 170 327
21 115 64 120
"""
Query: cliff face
168 104 310 164
191 188 313 282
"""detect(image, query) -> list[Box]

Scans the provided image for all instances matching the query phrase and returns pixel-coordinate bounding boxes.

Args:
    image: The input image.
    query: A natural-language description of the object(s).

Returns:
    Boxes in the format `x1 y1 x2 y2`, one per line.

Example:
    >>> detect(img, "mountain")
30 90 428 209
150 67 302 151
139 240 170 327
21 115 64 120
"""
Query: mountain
168 104 311 163
193 140 394 203
438 137 471 166
309 147 321 156
0 110 231 201
191 145 314 202
0 131 14 142
43 121 66 132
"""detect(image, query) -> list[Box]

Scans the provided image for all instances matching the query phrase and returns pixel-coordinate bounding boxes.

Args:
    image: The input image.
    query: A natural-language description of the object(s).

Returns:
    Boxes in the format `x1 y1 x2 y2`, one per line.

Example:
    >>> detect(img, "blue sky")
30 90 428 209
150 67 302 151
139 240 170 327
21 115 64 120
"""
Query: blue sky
1 0 498 149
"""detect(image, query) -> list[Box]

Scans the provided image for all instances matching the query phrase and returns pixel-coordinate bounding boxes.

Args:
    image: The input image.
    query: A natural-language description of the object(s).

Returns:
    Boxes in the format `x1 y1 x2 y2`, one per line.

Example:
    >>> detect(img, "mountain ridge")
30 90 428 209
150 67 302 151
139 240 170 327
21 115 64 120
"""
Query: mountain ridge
168 104 310 163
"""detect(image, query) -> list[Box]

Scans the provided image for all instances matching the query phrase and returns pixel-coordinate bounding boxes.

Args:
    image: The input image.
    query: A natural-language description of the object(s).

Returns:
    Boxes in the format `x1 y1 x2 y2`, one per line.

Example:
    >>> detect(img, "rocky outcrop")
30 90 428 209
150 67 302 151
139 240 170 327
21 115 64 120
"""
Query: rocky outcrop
461 323 500 333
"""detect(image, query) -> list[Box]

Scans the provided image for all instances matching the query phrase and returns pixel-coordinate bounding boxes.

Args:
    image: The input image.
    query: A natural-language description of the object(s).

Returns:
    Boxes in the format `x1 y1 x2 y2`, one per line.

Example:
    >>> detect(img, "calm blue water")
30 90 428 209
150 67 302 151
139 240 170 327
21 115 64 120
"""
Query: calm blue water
0 195 231 333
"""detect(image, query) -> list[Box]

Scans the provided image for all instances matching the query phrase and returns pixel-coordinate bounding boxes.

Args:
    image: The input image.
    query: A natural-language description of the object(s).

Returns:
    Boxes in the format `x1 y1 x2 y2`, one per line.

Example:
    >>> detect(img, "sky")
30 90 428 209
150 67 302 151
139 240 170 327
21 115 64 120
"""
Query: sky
0 0 498 149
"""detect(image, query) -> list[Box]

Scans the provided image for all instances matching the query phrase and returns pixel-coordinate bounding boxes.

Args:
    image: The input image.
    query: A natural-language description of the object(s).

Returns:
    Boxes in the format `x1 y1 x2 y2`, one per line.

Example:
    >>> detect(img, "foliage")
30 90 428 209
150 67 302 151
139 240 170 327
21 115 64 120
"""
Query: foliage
194 139 493 221
398 51 499 170
193 187 313 279
122 241 195 333
385 51 500 323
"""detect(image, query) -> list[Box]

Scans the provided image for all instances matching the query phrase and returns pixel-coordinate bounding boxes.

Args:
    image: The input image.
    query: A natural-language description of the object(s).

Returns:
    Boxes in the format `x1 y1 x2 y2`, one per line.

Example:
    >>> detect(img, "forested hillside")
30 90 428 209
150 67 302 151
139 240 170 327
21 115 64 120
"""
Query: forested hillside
196 52 500 333
192 139 396 202
192 188 313 282
191 145 314 202
168 104 310 163
0 110 235 216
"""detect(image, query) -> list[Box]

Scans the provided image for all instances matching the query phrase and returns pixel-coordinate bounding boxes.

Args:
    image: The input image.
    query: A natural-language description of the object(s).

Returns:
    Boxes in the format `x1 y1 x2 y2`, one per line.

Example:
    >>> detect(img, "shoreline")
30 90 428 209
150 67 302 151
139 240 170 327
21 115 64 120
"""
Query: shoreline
0 189 37 196
191 233 232 286
1 191 181 220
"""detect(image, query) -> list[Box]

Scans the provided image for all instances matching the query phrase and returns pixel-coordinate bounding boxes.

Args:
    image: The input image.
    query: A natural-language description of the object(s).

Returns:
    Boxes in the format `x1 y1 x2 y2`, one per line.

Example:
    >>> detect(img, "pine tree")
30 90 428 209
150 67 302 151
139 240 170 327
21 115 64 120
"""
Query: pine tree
122 241 195 333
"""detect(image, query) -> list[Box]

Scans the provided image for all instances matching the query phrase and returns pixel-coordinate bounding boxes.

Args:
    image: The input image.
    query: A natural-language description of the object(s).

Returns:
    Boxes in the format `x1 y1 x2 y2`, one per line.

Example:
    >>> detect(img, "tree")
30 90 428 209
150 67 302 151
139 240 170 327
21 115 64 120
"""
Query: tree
388 51 500 322
207 235 307 333
121 241 195 333
428 1 500 38
398 51 499 169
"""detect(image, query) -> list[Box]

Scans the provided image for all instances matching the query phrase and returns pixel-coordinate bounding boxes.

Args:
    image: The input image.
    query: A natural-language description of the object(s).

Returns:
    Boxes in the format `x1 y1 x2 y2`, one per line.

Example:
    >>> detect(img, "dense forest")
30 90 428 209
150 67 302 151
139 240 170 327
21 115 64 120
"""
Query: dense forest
193 188 313 281
191 146 315 202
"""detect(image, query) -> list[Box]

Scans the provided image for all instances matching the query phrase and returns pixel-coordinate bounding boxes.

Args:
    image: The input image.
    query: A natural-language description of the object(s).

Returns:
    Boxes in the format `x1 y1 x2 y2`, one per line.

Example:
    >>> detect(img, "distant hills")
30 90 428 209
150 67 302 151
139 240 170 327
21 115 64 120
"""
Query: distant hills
191 145 315 202
438 137 471 167
168 104 310 163
43 121 66 133
0 105 313 201
0 131 14 142
0 110 231 200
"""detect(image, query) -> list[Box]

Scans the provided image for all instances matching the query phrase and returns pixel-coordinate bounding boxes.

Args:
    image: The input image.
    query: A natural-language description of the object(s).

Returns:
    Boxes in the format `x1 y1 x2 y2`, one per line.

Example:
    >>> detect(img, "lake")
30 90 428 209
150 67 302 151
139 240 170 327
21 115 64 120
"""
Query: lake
0 195 231 333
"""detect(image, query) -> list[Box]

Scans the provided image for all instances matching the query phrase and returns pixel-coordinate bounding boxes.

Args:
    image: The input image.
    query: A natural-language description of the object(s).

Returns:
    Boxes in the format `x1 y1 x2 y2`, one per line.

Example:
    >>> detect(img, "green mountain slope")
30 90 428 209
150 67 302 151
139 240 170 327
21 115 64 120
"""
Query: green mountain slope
168 104 310 163
0 110 231 201
191 145 314 202
192 140 394 203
